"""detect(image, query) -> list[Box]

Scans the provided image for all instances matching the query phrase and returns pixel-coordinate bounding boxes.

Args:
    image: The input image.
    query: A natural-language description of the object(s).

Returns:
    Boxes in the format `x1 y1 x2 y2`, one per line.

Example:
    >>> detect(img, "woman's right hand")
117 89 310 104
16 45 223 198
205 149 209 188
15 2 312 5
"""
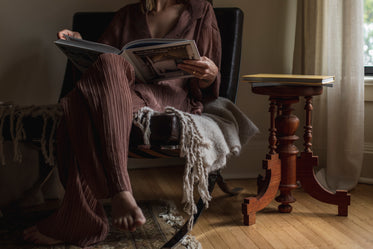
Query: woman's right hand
57 29 82 40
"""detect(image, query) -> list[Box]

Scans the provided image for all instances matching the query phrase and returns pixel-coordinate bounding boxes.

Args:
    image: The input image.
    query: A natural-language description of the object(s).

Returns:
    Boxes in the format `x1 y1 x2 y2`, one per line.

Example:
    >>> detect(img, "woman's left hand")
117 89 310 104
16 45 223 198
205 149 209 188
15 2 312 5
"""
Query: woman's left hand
177 56 218 88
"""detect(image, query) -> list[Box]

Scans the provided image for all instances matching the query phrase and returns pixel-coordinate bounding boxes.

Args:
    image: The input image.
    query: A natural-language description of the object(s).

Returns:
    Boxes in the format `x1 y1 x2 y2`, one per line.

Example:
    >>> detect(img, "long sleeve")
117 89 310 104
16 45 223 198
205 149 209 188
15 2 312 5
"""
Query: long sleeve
189 2 222 104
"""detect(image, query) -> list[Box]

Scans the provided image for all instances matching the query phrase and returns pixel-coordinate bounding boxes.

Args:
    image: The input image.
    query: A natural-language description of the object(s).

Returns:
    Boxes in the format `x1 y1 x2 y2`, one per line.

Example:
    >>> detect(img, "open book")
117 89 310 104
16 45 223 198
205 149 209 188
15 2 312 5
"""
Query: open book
54 36 201 82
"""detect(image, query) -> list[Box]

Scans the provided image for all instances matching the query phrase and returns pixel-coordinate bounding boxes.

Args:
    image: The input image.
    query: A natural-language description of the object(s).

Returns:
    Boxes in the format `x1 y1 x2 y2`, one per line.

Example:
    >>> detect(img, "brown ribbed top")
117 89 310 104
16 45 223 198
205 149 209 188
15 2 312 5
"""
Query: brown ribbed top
98 0 221 114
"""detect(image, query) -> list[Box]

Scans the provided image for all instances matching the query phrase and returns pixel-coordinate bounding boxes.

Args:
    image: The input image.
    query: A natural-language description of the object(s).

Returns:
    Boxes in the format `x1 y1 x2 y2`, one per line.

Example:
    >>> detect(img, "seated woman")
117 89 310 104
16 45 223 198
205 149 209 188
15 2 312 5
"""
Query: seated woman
23 0 221 247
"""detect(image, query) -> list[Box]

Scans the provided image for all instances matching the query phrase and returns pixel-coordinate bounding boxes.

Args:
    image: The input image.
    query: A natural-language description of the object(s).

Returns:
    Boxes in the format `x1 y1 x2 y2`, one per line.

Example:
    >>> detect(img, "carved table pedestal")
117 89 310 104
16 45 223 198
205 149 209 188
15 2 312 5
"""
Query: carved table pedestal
242 85 351 225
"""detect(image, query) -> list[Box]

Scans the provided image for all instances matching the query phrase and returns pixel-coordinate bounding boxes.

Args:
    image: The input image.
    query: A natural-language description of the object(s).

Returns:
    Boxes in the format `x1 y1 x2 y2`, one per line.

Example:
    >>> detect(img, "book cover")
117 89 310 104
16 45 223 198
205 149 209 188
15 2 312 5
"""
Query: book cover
54 36 201 82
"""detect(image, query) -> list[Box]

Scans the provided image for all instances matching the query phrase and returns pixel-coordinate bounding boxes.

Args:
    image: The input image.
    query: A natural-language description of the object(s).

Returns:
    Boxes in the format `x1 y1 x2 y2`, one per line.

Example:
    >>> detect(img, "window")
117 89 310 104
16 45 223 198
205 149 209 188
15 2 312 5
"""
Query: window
364 0 373 75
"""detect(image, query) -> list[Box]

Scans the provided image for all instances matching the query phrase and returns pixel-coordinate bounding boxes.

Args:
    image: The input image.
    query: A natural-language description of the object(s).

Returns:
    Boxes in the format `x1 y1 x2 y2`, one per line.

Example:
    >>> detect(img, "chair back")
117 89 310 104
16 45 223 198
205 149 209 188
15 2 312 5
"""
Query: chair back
59 8 244 103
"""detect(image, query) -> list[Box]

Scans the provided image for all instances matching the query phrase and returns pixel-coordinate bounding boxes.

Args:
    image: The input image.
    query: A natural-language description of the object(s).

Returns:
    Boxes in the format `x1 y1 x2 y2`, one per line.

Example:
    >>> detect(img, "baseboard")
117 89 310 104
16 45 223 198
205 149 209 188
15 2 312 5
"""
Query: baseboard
359 177 373 184
221 172 259 179
362 142 373 180
364 142 373 154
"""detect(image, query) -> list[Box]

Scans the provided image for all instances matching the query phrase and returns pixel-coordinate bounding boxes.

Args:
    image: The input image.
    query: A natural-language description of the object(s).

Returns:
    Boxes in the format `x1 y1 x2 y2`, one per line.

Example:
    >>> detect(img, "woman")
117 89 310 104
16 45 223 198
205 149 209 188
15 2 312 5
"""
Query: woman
23 0 221 247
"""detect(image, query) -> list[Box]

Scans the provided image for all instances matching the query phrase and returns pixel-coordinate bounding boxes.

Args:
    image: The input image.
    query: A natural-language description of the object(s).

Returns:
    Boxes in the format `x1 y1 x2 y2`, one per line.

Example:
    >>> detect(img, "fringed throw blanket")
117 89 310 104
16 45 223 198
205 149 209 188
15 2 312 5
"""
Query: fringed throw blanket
0 102 63 166
134 97 259 227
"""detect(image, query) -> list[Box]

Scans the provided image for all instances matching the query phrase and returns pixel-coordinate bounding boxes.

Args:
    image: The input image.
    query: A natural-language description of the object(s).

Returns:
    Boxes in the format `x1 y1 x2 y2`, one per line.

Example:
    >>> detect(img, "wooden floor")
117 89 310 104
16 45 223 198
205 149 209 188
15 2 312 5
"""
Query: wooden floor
130 166 373 249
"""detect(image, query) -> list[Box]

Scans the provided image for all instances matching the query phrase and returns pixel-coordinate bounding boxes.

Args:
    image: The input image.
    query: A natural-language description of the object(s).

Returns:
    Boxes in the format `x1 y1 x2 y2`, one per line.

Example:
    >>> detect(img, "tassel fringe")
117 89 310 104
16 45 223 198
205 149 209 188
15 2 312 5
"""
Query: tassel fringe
0 102 62 166
134 106 211 230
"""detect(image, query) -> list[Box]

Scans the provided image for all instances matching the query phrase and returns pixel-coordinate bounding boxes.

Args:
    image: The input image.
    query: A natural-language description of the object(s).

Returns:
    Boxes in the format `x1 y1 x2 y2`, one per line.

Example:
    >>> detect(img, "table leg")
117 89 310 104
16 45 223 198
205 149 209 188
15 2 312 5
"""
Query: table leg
297 96 351 216
274 97 300 213
242 99 281 225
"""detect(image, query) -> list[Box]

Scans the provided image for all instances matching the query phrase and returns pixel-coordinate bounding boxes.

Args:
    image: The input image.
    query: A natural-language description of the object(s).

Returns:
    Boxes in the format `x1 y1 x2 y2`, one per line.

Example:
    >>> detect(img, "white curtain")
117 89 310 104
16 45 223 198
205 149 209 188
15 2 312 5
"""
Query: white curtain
293 0 365 190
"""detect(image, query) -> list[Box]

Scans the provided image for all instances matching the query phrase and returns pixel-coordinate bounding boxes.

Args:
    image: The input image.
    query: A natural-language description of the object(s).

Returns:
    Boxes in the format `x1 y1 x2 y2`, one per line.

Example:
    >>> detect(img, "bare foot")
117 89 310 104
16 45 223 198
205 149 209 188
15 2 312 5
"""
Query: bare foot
23 226 63 245
111 191 146 232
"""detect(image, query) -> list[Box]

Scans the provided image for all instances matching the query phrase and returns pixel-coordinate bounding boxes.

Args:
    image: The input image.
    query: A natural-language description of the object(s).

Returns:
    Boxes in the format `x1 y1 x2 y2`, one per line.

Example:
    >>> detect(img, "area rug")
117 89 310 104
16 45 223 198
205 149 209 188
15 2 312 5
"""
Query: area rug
0 200 201 249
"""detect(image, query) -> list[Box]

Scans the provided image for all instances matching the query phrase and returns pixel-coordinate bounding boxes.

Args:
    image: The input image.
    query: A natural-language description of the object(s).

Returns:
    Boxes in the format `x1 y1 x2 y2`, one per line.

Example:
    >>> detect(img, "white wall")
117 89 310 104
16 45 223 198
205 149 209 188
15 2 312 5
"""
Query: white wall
0 0 298 182
0 0 138 105
215 0 298 178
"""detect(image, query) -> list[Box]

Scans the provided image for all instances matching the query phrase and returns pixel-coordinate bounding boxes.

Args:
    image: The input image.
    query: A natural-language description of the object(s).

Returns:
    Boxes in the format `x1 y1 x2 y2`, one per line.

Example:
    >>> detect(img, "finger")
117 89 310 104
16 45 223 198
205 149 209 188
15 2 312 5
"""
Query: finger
73 32 82 39
193 69 212 80
177 62 200 70
57 30 71 39
181 60 209 69
57 32 66 40
177 63 203 75
195 70 211 79
182 56 212 64
198 72 211 80
177 64 195 75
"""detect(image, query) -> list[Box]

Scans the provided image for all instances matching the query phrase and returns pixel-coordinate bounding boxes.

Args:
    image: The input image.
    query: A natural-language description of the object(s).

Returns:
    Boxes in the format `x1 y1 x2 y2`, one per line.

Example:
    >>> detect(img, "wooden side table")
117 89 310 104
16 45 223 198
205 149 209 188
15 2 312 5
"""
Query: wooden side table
242 85 351 225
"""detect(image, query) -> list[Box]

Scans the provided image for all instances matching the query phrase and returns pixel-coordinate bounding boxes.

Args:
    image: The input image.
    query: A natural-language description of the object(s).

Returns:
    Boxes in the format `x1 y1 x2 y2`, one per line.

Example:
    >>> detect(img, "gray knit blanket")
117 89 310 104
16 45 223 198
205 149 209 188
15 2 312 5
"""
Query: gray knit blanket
133 97 259 227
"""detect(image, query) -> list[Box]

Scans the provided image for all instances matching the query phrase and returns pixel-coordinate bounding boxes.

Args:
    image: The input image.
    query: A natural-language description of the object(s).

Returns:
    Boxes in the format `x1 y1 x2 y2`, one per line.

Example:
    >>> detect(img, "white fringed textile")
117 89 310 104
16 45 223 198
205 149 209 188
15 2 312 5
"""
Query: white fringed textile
0 103 62 166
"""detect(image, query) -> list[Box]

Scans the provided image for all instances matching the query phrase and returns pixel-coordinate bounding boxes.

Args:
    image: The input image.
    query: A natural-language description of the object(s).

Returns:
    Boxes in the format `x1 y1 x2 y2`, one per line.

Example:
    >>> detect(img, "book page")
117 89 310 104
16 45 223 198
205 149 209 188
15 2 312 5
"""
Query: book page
123 40 200 82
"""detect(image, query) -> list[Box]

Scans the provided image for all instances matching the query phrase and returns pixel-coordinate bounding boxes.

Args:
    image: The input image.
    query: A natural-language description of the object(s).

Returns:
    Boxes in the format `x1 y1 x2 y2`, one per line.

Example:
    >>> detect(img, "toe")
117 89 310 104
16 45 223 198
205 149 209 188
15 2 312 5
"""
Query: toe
122 216 129 230
134 208 146 227
114 217 122 226
127 216 137 232
134 218 145 228
127 215 134 228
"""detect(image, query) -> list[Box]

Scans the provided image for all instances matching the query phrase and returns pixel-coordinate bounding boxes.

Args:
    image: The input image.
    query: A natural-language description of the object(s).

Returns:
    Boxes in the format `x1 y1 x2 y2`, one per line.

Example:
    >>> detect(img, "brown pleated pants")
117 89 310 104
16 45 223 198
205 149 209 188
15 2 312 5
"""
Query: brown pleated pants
37 54 143 247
